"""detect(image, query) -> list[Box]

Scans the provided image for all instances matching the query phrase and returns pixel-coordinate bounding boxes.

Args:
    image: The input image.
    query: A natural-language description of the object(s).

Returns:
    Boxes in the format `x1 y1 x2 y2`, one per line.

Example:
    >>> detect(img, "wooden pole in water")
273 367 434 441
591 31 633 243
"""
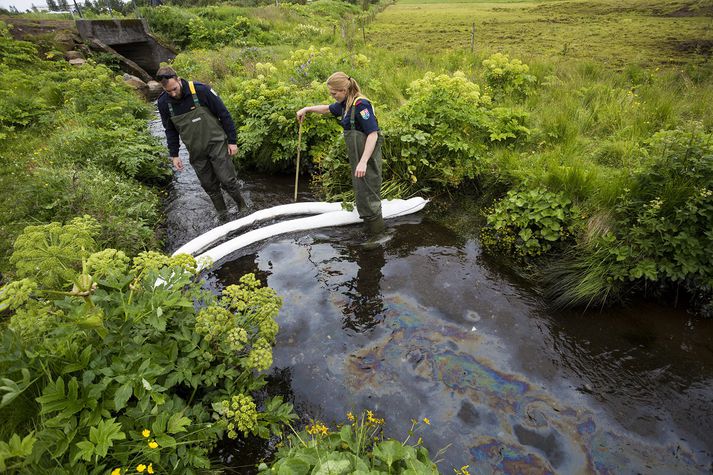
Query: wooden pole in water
294 121 303 202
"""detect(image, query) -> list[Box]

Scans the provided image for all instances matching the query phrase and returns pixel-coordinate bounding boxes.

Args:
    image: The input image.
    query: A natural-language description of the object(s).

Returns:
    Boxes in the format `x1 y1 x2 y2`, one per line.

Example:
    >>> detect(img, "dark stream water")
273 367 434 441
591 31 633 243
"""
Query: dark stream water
153 117 713 474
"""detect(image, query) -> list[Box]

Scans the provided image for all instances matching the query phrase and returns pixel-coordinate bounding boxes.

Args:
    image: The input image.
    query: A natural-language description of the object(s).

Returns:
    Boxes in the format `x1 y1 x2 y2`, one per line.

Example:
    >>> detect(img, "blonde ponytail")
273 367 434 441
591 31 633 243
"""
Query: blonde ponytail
327 71 363 111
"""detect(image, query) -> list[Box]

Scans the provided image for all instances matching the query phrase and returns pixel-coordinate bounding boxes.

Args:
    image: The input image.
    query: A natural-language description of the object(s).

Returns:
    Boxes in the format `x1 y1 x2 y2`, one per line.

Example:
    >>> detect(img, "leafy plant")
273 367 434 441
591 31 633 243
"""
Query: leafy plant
224 75 340 173
0 220 296 472
481 188 581 258
259 410 440 474
482 53 537 99
0 21 38 68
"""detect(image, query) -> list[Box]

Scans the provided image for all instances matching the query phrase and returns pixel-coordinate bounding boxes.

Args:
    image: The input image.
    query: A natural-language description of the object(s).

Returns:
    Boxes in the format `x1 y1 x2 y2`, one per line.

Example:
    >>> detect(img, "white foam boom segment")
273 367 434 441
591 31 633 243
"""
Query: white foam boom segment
173 198 428 270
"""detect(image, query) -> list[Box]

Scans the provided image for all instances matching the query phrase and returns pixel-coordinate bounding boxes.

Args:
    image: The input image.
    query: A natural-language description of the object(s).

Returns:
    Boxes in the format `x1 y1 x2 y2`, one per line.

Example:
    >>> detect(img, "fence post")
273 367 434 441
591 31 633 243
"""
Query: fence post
470 22 475 53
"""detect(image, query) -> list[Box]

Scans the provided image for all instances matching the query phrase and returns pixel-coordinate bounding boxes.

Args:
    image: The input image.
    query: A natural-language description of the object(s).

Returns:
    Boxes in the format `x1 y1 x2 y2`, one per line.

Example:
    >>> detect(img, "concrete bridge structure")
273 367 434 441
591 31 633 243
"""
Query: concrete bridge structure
76 19 175 82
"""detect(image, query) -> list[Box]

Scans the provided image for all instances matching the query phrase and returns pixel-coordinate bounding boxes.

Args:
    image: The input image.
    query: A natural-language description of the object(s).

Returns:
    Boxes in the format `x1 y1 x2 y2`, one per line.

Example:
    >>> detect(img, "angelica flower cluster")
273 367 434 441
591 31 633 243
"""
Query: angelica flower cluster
9 302 60 342
220 274 262 312
195 305 233 342
131 251 170 277
86 249 129 279
0 278 37 312
10 216 99 288
258 318 279 342
168 253 198 274
225 327 248 352
245 337 272 371
220 394 258 438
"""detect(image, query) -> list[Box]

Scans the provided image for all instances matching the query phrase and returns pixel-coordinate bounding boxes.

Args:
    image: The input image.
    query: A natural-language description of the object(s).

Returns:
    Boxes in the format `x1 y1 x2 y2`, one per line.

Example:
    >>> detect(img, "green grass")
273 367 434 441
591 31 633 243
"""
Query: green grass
369 0 713 66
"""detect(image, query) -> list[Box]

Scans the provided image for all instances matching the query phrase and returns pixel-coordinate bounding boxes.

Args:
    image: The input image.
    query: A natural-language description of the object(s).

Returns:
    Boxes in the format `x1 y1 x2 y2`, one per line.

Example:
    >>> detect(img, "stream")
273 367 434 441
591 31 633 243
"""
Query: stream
152 116 713 474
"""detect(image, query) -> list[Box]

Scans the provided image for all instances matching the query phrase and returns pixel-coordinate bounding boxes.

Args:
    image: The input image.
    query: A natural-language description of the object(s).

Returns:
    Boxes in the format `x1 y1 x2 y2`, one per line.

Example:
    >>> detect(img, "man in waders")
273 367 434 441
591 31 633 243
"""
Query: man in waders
156 66 247 221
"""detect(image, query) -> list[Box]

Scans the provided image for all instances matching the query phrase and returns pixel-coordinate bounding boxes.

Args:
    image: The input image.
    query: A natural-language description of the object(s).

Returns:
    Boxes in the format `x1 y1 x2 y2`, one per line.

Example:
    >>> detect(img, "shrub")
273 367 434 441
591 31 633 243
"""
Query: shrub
482 53 537 99
481 188 581 258
139 5 195 50
609 124 713 286
224 76 340 173
0 221 296 472
282 45 369 86
385 71 528 194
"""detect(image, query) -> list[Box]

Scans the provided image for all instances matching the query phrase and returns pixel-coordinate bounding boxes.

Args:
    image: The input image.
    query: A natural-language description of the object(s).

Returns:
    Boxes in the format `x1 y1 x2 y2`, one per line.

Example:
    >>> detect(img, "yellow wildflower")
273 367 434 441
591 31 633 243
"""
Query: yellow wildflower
111 469 122 475
147 464 154 474
454 465 470 475
136 464 146 473
367 410 384 425
148 440 158 449
306 422 329 436
142 429 151 438
346 412 355 422
423 417 430 425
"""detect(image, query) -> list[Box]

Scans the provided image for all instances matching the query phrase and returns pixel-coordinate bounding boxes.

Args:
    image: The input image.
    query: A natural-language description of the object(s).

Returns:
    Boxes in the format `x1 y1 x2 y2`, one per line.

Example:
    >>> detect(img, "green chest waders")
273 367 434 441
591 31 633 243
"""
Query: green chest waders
345 99 383 233
168 82 246 215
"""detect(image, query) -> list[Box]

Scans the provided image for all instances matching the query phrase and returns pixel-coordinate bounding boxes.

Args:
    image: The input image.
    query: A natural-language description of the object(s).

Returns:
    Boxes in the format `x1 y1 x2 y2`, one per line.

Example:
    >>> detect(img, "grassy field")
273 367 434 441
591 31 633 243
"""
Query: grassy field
369 0 713 67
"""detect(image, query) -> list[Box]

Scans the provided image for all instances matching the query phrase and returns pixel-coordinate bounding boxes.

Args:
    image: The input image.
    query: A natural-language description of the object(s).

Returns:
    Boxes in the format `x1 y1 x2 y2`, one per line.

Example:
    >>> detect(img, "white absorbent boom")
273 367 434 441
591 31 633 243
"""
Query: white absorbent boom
173 197 428 270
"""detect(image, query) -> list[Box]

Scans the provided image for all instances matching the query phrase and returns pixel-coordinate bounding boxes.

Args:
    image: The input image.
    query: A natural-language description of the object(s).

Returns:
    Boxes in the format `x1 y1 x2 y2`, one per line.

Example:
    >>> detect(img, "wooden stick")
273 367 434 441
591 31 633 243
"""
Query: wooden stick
294 121 303 202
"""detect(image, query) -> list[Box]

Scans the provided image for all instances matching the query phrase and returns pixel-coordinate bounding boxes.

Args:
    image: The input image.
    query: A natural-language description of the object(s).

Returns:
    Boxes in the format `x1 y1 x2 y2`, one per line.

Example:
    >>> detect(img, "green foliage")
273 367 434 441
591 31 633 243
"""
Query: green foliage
0 21 38 69
482 53 537 99
0 433 36 473
385 71 529 193
0 31 167 272
283 45 370 86
0 221 295 472
608 125 713 285
544 124 713 308
260 411 439 474
48 122 169 181
224 74 340 173
139 5 195 50
10 215 99 289
1 164 163 266
481 188 581 258
190 14 274 49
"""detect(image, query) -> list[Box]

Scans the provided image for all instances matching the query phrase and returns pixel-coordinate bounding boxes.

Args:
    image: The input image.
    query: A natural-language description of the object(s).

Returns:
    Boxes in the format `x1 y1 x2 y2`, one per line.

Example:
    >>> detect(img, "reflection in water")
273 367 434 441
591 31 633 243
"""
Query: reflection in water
342 244 386 332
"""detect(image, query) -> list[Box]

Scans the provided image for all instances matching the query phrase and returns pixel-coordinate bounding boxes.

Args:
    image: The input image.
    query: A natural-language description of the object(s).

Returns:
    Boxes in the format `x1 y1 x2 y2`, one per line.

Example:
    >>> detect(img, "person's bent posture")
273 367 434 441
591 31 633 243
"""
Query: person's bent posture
156 66 247 220
297 72 384 235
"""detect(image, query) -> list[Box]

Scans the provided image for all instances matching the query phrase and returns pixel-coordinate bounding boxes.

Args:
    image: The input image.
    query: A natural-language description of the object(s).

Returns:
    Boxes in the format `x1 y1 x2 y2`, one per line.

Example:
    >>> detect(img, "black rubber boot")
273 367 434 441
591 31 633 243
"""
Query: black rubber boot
365 217 385 236
228 189 249 212
362 217 387 249
208 192 229 222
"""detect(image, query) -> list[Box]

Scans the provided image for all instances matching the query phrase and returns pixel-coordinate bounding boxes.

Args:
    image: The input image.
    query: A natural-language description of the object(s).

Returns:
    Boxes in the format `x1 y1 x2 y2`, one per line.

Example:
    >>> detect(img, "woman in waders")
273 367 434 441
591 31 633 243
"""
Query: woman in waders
297 72 384 235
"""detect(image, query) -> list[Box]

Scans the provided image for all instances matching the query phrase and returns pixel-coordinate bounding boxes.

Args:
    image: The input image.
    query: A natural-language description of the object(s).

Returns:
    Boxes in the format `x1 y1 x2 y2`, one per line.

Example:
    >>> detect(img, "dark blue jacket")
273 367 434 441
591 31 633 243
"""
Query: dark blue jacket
157 79 237 157
329 98 379 134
